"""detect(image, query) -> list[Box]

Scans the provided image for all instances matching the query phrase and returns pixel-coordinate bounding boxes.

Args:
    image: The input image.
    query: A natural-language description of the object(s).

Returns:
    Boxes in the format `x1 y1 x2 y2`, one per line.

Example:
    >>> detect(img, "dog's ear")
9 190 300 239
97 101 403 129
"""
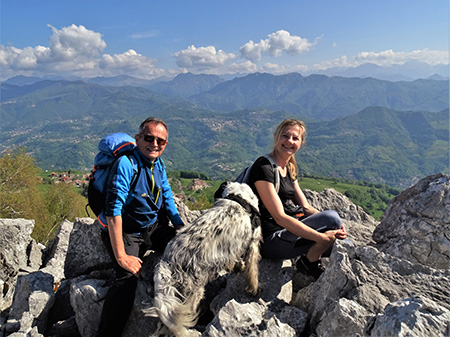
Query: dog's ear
214 181 229 200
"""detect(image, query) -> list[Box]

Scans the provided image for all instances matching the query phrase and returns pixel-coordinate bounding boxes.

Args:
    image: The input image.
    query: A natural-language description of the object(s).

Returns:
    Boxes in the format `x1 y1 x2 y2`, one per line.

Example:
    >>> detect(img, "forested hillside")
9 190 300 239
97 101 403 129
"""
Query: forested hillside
1 74 448 188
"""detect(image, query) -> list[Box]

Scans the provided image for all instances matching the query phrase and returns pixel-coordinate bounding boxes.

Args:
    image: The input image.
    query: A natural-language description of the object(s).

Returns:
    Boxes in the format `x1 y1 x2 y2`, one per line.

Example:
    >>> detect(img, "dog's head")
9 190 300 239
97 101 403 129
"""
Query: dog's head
221 182 259 212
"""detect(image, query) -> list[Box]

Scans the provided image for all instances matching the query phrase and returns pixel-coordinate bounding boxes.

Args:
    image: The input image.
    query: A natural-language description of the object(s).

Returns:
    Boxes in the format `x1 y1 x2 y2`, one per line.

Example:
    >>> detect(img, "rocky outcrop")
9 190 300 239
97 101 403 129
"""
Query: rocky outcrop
0 219 45 313
373 173 450 269
1 174 449 337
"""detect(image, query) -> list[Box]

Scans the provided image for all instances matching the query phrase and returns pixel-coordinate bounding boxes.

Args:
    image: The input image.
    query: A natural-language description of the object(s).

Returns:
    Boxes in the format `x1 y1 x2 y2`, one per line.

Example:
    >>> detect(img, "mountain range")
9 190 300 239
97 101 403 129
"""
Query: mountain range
1 72 448 188
3 60 448 87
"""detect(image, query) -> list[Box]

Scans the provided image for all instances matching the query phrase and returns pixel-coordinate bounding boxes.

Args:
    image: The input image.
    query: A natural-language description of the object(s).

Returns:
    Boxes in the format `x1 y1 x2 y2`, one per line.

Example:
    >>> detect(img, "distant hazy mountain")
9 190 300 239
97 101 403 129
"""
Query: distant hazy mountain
310 61 449 82
148 72 224 97
3 75 447 126
0 80 200 129
3 73 225 98
3 75 45 86
190 72 448 120
427 74 447 80
85 75 166 88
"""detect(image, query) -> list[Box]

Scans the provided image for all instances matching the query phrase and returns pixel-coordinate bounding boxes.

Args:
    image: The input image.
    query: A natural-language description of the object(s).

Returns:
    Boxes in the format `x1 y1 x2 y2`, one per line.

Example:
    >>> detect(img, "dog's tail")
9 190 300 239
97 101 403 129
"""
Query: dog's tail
145 260 201 337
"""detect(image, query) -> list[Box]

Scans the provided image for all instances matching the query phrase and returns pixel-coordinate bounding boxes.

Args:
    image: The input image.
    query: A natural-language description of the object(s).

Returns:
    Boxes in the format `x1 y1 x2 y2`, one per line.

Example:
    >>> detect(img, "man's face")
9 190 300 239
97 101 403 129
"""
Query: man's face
135 122 168 162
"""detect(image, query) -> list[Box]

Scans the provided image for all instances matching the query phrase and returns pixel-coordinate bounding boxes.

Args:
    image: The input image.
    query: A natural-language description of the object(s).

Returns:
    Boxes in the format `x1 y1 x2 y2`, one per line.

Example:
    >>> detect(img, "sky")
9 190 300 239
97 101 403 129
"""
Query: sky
0 0 449 81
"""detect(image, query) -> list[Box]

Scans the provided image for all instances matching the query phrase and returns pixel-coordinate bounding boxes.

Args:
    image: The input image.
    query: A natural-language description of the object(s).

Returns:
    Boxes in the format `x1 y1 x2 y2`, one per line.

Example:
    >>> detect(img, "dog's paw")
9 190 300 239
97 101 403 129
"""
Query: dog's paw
244 284 259 296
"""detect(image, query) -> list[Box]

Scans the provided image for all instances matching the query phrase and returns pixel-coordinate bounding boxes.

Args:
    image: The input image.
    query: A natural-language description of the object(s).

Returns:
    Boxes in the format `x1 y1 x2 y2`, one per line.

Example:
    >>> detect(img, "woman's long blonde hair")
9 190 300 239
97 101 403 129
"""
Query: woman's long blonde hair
271 119 306 180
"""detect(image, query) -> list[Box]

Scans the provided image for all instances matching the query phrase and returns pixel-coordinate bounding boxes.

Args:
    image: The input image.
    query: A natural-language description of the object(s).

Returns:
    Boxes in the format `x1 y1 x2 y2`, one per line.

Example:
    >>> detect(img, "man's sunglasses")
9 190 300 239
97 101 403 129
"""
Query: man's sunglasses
142 135 167 146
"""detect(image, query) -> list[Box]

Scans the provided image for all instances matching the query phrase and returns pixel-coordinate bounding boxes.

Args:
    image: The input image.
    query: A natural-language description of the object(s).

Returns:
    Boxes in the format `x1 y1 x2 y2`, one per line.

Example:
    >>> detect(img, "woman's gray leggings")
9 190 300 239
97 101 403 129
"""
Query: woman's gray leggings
260 210 342 260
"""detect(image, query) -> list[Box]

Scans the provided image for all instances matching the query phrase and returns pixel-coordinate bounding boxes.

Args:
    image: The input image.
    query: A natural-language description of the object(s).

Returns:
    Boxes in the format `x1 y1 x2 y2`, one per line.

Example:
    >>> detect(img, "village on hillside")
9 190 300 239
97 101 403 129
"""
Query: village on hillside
47 171 211 195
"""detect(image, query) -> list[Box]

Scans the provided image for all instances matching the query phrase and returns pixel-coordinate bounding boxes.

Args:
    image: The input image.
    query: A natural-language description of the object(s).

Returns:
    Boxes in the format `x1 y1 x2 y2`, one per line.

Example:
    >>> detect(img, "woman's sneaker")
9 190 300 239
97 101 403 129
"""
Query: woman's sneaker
296 255 325 280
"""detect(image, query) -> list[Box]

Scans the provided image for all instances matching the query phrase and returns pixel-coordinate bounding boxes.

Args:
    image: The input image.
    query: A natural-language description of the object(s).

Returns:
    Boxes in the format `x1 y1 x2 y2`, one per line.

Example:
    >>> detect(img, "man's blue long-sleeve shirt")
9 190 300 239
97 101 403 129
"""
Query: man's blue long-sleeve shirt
98 148 183 233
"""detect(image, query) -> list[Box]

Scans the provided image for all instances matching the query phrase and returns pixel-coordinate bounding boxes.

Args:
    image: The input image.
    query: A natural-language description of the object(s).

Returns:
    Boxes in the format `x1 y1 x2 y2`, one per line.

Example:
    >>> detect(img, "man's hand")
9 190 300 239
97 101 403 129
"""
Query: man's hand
117 254 143 277
175 223 185 233
107 215 142 277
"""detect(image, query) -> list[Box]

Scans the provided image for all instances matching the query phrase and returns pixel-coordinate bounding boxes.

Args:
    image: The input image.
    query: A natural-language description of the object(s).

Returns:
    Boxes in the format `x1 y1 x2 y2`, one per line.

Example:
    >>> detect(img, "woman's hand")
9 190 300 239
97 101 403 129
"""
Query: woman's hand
335 224 348 240
320 230 338 244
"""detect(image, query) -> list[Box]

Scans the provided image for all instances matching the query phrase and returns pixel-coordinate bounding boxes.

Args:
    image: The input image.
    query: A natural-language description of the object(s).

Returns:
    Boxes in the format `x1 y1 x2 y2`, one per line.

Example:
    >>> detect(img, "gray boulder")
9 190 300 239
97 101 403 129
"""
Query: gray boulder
373 173 450 269
210 259 294 313
315 298 370 337
5 271 54 335
203 299 308 337
292 240 450 335
0 219 41 312
63 218 112 279
369 296 450 337
70 278 109 337
41 219 74 283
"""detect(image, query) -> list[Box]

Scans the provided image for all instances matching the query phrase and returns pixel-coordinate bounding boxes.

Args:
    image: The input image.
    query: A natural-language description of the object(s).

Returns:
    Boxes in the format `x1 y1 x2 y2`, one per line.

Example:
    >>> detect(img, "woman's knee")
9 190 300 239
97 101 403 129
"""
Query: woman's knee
321 210 342 229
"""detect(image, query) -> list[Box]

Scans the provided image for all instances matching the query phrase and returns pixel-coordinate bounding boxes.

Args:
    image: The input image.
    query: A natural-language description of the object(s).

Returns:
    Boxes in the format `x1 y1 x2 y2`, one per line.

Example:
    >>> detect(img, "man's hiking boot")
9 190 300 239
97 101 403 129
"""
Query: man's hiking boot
296 254 325 280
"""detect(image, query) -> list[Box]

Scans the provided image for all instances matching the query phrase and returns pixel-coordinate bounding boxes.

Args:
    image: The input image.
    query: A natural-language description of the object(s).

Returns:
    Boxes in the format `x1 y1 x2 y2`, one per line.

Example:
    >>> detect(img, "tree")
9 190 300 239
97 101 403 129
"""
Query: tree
36 182 88 243
0 147 89 244
0 148 48 226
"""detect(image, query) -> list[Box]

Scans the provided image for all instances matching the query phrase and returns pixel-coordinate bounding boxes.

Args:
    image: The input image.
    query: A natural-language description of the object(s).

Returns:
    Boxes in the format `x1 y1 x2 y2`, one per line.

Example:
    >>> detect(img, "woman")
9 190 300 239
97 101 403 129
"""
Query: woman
247 119 347 279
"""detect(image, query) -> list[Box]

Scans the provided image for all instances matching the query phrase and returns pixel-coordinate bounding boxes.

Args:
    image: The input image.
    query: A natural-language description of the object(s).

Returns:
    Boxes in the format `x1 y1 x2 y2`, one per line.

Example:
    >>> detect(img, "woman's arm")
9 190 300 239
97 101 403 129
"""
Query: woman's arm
255 180 337 245
292 179 347 240
292 179 319 216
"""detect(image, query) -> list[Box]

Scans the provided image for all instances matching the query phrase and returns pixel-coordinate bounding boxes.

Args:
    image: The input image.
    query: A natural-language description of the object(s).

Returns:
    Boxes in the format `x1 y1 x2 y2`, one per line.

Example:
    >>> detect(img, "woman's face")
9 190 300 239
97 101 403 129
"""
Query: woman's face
275 125 303 157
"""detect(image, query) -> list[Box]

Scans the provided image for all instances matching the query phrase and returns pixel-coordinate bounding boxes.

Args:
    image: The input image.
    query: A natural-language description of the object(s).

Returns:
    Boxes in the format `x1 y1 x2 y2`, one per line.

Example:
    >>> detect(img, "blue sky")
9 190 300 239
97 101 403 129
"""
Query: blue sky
0 0 448 80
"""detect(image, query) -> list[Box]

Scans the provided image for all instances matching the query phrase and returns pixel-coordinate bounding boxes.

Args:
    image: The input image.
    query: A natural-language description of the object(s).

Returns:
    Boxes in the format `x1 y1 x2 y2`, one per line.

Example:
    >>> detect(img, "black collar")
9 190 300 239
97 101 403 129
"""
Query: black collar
224 194 261 229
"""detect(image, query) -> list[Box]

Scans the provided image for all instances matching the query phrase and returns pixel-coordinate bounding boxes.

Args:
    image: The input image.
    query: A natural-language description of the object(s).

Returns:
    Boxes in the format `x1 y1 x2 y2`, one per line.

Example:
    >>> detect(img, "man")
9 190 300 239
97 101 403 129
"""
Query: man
97 117 184 337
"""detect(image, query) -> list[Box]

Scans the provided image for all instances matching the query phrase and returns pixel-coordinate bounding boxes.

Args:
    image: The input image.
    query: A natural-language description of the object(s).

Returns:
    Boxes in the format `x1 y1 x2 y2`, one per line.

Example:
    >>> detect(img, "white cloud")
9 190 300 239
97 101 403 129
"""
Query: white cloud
0 24 169 80
101 49 153 68
100 49 165 77
354 48 449 66
227 61 258 74
240 40 270 62
0 24 106 78
1 24 447 81
172 45 236 69
0 45 44 69
313 56 350 70
47 24 106 62
240 30 313 61
262 62 309 74
312 48 449 71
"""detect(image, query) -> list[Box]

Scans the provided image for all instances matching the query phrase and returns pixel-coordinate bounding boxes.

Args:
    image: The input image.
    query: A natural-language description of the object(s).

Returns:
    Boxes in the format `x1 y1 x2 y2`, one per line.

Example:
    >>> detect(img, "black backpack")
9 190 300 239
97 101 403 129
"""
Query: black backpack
214 154 279 199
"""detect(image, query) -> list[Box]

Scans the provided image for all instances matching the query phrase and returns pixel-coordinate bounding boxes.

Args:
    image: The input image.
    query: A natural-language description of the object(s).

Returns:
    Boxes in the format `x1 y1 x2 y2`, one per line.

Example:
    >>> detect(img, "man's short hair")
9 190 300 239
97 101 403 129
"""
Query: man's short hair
139 117 169 138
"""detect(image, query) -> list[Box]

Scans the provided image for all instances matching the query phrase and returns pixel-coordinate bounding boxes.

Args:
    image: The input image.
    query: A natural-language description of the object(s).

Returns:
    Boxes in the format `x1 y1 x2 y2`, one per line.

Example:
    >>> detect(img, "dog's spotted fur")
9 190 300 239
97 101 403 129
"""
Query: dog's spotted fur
146 182 262 337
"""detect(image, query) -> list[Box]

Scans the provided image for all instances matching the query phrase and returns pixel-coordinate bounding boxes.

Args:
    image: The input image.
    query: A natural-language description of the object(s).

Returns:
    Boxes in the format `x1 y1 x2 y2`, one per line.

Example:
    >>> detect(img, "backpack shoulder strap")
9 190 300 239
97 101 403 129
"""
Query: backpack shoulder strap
125 151 140 189
263 154 279 193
